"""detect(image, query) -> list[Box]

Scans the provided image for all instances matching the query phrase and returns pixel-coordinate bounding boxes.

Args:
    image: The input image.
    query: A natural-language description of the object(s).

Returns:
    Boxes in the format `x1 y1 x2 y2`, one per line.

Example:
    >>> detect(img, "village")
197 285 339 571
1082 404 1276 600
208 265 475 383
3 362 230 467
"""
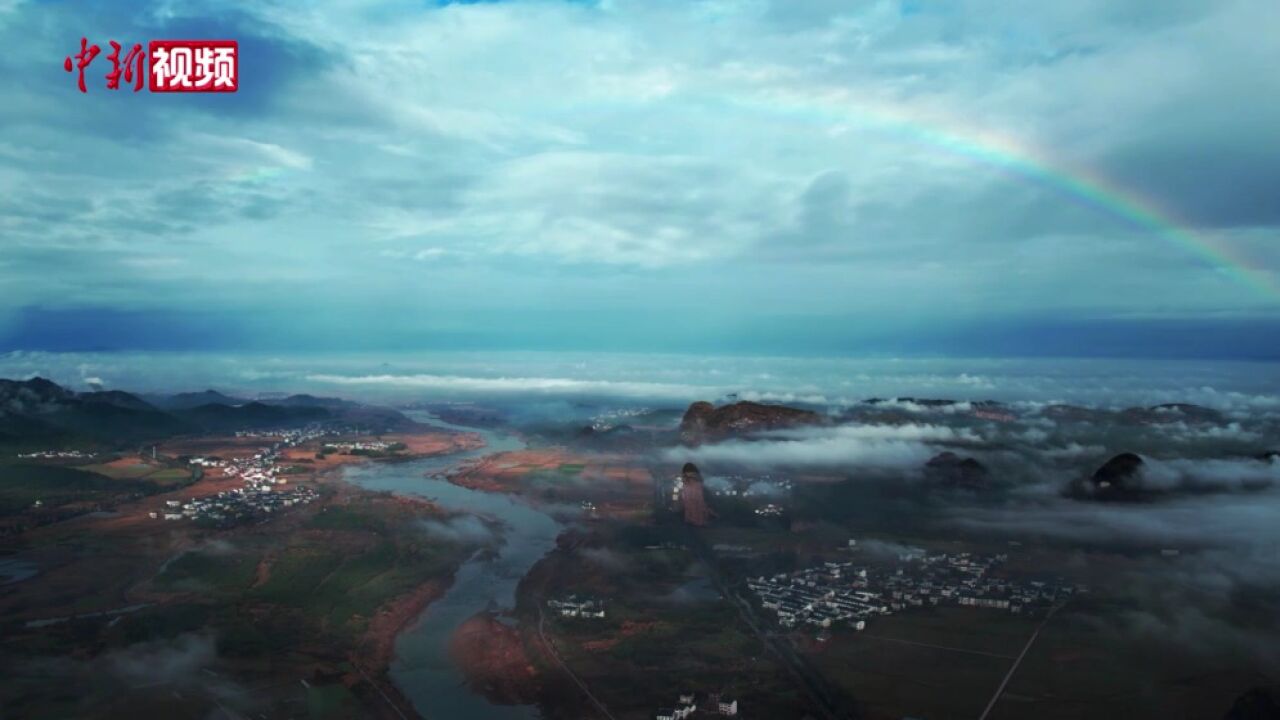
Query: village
153 483 318 525
320 439 404 454
152 426 339 525
655 692 740 720
546 594 606 619
747 547 1084 635
15 449 96 460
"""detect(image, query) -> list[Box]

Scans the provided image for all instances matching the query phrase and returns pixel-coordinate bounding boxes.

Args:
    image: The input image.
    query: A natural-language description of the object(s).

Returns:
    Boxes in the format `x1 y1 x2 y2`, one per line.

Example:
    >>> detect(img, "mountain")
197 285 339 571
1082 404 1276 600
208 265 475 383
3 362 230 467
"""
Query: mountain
1042 404 1113 423
79 390 159 412
1092 452 1145 486
1068 452 1147 501
1223 685 1280 720
1118 403 1223 425
176 402 332 433
0 377 75 411
262 394 358 410
0 377 416 447
150 389 247 410
924 452 990 489
680 400 822 444
0 377 185 446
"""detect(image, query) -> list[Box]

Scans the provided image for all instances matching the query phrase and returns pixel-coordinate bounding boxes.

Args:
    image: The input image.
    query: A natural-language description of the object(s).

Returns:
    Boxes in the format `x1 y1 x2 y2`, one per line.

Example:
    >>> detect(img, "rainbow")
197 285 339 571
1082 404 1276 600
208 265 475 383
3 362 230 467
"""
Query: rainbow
720 87 1280 300
224 165 288 184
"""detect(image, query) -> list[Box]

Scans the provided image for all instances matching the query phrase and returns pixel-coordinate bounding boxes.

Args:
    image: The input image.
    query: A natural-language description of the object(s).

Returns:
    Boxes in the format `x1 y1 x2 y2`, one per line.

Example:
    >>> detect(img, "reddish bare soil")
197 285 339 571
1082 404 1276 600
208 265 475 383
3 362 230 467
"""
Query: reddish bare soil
446 448 653 518
357 578 451 672
449 612 541 705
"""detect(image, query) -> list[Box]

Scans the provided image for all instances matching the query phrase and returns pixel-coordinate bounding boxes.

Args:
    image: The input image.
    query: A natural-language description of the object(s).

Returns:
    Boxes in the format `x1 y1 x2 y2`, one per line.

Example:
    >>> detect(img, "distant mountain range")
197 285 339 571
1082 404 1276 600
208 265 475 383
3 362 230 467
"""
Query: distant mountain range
0 378 414 448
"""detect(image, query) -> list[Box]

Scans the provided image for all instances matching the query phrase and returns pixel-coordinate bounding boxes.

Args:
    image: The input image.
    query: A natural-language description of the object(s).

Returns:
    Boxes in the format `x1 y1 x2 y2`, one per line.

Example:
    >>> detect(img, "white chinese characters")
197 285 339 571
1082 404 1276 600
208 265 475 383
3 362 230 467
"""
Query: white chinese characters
149 41 238 92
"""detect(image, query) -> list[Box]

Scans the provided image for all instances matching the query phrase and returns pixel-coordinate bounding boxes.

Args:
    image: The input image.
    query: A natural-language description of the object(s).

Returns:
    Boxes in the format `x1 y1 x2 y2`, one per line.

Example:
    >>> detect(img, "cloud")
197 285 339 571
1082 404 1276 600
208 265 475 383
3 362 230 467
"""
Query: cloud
307 372 708 400
853 538 928 561
418 515 500 545
578 546 630 572
947 486 1280 549
1140 456 1280 491
1038 442 1106 461
105 632 219 687
669 422 977 471
1 0 1278 355
1153 421 1263 444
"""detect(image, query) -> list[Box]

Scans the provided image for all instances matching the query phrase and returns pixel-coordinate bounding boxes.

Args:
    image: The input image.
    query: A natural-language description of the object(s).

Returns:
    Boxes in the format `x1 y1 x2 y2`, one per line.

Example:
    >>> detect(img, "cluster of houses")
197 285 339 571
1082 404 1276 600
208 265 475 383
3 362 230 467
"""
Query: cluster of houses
748 551 1083 634
160 429 331 525
16 449 95 459
233 426 347 440
190 446 285 487
152 484 318 524
320 439 399 453
656 693 739 719
589 406 653 431
547 595 606 619
753 503 784 517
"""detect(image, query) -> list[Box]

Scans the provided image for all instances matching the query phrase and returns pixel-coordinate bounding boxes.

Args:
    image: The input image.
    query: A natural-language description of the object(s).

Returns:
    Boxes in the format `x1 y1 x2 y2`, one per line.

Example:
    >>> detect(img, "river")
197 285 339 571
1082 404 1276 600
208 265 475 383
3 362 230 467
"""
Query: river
340 412 562 720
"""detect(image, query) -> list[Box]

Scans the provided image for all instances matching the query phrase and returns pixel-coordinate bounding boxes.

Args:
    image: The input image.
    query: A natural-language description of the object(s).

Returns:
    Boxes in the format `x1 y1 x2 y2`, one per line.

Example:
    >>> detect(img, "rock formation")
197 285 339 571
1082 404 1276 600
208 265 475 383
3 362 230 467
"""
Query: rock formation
680 462 710 526
924 452 990 489
680 400 821 444
1068 452 1147 501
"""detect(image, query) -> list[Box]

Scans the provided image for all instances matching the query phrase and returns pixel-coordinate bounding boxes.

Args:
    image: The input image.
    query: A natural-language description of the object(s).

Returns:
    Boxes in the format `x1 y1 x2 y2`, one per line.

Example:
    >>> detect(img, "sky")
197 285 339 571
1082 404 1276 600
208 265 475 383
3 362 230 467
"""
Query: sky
1 0 1279 358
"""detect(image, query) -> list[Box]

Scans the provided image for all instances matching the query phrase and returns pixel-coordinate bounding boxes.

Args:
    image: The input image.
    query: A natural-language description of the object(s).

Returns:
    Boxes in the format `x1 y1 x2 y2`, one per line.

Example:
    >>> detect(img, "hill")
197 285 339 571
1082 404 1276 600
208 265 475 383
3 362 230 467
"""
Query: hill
680 400 822 444
148 389 247 410
0 378 417 448
0 378 186 446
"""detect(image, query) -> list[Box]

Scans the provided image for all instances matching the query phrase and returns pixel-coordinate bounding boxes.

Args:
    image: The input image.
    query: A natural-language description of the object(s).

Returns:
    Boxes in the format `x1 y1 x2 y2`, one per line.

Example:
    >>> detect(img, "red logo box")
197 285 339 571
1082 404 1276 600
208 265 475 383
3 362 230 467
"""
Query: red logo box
149 40 238 92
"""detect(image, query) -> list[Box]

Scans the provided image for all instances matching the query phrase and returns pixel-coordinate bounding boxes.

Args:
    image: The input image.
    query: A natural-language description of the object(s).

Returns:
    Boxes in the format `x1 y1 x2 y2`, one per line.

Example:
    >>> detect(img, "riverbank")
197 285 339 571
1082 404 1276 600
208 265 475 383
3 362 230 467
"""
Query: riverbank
442 447 654 520
343 417 563 720
0 423 492 719
449 611 542 705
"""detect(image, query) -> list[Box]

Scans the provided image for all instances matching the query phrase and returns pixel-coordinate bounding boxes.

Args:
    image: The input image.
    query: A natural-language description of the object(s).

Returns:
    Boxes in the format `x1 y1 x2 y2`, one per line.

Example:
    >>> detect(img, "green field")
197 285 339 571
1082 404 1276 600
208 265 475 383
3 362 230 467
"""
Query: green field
77 462 158 480
520 521 831 720
0 464 151 515
155 549 259 595
306 505 387 533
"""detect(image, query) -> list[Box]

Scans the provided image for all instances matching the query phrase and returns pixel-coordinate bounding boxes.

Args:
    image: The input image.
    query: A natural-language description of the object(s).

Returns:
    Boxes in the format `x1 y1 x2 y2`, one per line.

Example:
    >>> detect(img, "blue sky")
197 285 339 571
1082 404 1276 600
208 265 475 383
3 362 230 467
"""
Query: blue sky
2 0 1279 358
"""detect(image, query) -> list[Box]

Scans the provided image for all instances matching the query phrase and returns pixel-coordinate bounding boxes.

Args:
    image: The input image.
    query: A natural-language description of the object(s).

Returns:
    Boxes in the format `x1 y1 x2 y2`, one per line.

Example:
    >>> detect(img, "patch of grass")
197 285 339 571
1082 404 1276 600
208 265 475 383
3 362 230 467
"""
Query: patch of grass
107 603 214 646
146 467 194 486
306 506 386 533
253 549 346 606
306 540 460 627
77 462 158 480
0 464 151 515
307 684 361 719
155 550 258 594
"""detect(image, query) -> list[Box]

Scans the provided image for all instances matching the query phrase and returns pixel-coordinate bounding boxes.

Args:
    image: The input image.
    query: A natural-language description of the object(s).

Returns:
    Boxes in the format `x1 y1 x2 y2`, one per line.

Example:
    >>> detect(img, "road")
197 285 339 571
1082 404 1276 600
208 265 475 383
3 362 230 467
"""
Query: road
356 666 410 720
535 599 617 720
683 527 854 720
977 602 1066 720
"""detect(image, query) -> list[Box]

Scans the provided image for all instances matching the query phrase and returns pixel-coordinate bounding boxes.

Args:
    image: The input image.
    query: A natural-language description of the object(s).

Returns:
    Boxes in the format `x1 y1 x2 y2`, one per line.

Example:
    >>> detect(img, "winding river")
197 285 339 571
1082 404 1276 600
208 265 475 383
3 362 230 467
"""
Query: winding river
341 412 562 720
